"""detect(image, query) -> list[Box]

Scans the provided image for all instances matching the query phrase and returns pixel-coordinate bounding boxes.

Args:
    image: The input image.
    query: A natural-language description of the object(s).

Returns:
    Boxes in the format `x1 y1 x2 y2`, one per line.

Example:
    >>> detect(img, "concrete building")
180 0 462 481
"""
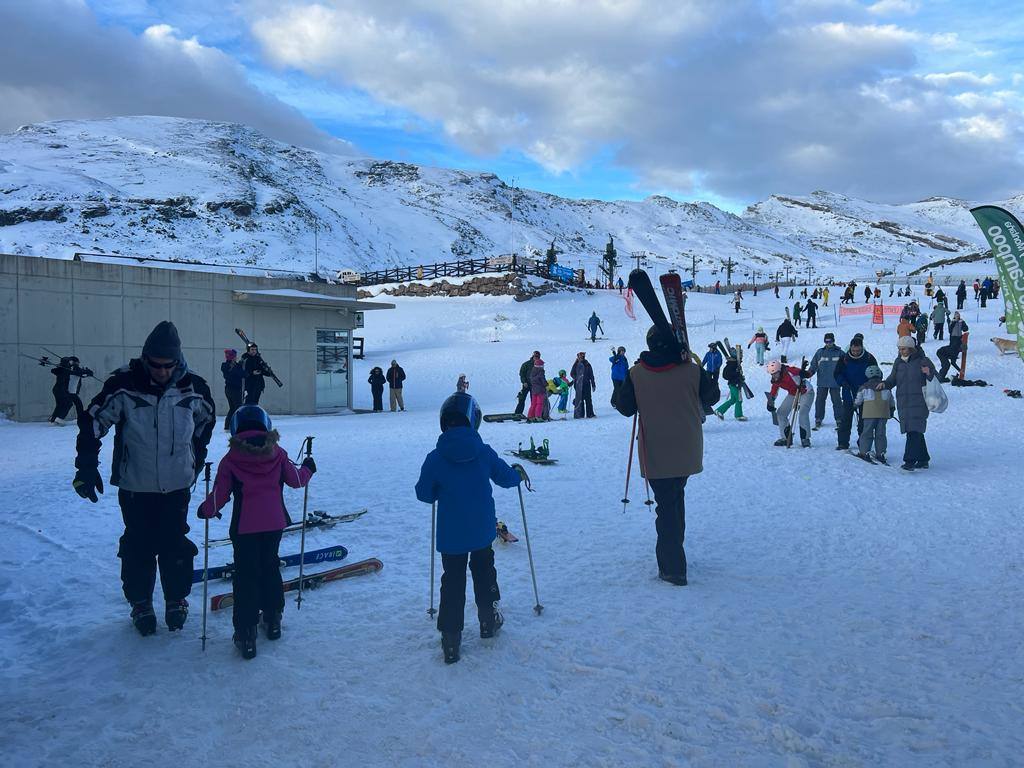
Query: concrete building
0 253 394 421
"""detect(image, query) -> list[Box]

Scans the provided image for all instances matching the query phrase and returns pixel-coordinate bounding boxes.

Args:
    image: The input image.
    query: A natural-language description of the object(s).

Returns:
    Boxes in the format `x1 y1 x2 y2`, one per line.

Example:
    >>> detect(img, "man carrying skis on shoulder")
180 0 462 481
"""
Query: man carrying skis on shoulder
766 359 813 447
615 326 719 586
72 321 216 636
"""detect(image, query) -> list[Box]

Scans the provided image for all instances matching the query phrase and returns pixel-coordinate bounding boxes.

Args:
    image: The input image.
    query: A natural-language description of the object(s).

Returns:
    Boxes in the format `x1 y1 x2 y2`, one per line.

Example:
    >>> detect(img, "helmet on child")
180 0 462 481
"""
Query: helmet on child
765 360 782 375
865 365 882 379
230 405 272 435
439 392 482 432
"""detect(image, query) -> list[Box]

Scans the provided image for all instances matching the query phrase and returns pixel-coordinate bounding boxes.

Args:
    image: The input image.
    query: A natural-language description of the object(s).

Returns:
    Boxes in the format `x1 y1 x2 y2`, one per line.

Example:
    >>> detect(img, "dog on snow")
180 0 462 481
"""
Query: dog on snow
991 337 1018 354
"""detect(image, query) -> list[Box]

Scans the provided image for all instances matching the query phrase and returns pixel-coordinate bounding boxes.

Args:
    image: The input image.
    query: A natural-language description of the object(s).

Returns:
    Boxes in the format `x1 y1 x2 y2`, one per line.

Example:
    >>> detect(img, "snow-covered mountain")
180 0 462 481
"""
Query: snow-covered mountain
0 117 1018 279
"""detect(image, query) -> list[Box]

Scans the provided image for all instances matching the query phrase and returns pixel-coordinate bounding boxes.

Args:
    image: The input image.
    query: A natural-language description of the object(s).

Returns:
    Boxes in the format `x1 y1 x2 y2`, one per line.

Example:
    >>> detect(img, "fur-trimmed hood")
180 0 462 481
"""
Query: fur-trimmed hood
228 428 280 457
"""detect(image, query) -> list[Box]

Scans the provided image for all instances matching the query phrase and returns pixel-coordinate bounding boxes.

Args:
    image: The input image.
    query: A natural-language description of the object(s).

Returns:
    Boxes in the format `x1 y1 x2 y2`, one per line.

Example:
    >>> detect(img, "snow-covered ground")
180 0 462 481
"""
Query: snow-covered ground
2 286 1022 766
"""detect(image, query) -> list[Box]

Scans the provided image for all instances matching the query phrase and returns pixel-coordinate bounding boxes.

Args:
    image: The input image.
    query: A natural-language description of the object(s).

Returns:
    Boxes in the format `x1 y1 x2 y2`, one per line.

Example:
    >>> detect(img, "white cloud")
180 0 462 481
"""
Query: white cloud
0 0 347 153
239 1 1024 201
866 0 920 16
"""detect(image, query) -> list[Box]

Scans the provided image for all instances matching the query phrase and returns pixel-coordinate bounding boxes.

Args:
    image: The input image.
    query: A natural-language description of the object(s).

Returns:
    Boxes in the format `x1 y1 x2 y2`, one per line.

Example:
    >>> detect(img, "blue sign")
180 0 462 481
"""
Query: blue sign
681 279 695 289
549 264 575 283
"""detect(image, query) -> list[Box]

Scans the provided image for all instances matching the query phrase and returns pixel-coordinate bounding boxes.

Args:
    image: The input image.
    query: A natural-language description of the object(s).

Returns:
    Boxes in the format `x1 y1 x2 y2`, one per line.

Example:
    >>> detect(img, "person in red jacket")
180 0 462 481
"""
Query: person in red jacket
198 405 315 659
766 360 814 447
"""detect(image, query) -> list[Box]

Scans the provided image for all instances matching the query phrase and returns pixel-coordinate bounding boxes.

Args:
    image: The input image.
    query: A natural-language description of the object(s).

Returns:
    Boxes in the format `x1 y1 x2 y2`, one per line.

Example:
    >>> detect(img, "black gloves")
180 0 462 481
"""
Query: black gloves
302 457 317 475
73 468 104 503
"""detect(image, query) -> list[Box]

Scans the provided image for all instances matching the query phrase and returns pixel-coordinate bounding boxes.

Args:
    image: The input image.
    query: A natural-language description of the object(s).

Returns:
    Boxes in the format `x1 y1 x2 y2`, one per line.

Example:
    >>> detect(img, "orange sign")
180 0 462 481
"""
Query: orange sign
872 303 885 324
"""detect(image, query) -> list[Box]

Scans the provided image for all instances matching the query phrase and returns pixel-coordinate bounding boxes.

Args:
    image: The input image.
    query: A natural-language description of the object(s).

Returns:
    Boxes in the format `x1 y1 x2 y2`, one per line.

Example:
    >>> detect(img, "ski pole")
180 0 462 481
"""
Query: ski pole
644 478 653 507
296 436 314 610
622 413 637 512
201 462 212 653
514 474 543 615
428 502 437 619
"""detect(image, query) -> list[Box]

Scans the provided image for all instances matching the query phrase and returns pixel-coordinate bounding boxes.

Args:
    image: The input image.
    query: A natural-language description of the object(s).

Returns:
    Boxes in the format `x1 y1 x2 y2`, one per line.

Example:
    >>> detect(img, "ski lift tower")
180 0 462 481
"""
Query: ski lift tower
599 235 619 288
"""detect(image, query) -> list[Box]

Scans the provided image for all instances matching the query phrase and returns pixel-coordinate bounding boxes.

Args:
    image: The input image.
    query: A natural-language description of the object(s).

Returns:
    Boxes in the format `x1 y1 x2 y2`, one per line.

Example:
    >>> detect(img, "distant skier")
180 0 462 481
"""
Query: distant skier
609 346 628 408
914 312 929 347
955 280 967 310
733 291 742 314
937 312 969 381
822 286 829 306
808 333 843 430
614 325 719 585
415 392 524 663
702 343 723 386
747 327 770 365
367 366 386 412
804 297 818 329
617 276 625 294
766 359 813 447
931 302 948 340
387 359 407 411
49 355 91 425
863 285 872 303
527 357 548 421
793 301 803 328
241 343 267 406
514 352 540 416
587 312 603 342
570 351 597 418
221 349 245 430
775 317 798 361
197 405 315 659
715 350 748 422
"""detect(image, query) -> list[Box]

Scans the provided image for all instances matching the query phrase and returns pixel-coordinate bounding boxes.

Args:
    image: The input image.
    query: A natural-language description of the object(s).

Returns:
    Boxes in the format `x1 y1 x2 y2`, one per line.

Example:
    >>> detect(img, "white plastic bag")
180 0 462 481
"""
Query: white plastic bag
924 377 948 413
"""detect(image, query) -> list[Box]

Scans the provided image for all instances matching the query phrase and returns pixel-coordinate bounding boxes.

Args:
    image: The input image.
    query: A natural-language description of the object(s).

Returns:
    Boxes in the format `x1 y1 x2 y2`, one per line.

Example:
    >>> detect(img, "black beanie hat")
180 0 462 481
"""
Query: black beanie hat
143 321 182 360
850 333 864 346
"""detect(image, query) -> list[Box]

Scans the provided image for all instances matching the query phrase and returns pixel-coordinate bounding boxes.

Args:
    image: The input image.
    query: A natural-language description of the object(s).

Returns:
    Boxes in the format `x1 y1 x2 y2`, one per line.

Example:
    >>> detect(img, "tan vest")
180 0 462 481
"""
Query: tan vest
630 361 704 479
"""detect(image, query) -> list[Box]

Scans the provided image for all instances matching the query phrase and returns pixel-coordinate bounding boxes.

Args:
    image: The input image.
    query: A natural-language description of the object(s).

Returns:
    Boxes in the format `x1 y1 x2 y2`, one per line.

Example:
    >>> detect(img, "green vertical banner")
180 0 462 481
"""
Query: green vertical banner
969 205 1024 362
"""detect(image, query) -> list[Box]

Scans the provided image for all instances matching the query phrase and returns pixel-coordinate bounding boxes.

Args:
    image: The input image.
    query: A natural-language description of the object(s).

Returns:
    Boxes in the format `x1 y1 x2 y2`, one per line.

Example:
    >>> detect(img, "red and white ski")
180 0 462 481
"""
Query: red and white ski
210 557 383 611
659 272 690 357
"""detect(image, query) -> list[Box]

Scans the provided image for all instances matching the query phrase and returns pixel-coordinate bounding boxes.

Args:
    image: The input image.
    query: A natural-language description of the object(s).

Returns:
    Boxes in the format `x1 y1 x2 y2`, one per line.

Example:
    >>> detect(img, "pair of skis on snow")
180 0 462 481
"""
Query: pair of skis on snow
209 558 384 611
206 509 367 548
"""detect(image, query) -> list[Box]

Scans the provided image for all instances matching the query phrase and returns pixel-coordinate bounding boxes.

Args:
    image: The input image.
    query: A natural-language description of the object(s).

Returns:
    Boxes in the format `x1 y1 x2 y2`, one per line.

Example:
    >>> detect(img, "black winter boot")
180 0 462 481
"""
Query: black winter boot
800 428 811 448
165 599 188 631
131 600 157 636
234 626 258 659
262 611 282 641
480 602 504 639
441 632 461 664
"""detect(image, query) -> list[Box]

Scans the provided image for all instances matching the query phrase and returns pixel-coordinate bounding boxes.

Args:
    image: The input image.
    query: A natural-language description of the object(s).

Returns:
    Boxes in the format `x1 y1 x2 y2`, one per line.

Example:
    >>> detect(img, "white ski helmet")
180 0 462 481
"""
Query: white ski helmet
765 360 782 375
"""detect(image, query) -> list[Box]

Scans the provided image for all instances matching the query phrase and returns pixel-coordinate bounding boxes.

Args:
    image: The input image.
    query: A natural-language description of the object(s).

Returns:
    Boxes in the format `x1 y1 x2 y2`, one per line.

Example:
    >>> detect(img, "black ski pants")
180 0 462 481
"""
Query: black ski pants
933 323 944 340
438 547 499 633
806 314 817 328
514 384 529 416
49 392 76 422
814 386 842 425
836 399 863 449
937 345 961 379
649 477 688 578
574 387 595 418
118 489 196 605
224 386 243 431
903 431 930 465
244 384 263 406
230 530 284 632
611 379 624 409
371 385 384 411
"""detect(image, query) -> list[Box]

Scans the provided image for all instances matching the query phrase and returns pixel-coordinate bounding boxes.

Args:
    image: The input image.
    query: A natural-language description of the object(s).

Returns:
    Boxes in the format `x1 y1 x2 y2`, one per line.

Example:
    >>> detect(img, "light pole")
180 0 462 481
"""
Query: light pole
313 218 319 276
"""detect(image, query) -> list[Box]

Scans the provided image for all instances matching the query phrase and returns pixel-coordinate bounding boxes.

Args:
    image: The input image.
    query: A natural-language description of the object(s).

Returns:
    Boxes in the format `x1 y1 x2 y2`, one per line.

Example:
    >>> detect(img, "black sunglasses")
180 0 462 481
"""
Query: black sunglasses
145 357 178 370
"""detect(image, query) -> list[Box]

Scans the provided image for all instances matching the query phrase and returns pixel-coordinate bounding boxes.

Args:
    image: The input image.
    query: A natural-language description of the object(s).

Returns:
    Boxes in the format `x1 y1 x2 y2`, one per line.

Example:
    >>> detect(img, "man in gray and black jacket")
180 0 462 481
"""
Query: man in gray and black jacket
73 321 216 636
808 333 843 430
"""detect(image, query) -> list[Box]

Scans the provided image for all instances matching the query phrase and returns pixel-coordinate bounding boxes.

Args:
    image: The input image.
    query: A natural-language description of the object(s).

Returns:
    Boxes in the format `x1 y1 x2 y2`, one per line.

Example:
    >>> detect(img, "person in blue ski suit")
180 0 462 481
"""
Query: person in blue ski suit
609 346 628 408
415 392 524 665
701 343 723 386
587 312 603 342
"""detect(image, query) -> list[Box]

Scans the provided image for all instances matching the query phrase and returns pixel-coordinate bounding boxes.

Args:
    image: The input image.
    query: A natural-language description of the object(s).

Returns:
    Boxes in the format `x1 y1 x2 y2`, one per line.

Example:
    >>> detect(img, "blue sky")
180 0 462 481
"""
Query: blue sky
8 1 1023 209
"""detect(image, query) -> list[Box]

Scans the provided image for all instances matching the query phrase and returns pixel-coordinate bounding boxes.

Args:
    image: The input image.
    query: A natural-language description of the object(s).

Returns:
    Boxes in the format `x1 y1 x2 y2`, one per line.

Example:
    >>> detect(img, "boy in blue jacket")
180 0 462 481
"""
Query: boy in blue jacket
415 391 524 664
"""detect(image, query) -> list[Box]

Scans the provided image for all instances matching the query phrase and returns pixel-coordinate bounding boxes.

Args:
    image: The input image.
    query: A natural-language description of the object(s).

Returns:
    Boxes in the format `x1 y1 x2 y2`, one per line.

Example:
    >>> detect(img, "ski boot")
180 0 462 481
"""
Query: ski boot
773 437 788 447
441 632 461 664
874 454 888 465
915 461 929 470
800 428 811 448
812 420 822 431
856 452 875 464
165 598 188 631
714 410 724 421
658 571 688 586
131 600 157 636
262 610 282 641
736 416 748 422
480 602 504 639
233 626 258 659
900 462 915 471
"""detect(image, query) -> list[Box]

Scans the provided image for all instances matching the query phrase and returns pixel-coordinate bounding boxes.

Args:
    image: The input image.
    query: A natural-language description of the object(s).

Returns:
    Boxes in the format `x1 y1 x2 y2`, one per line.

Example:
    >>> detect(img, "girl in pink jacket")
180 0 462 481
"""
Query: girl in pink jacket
198 405 315 659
